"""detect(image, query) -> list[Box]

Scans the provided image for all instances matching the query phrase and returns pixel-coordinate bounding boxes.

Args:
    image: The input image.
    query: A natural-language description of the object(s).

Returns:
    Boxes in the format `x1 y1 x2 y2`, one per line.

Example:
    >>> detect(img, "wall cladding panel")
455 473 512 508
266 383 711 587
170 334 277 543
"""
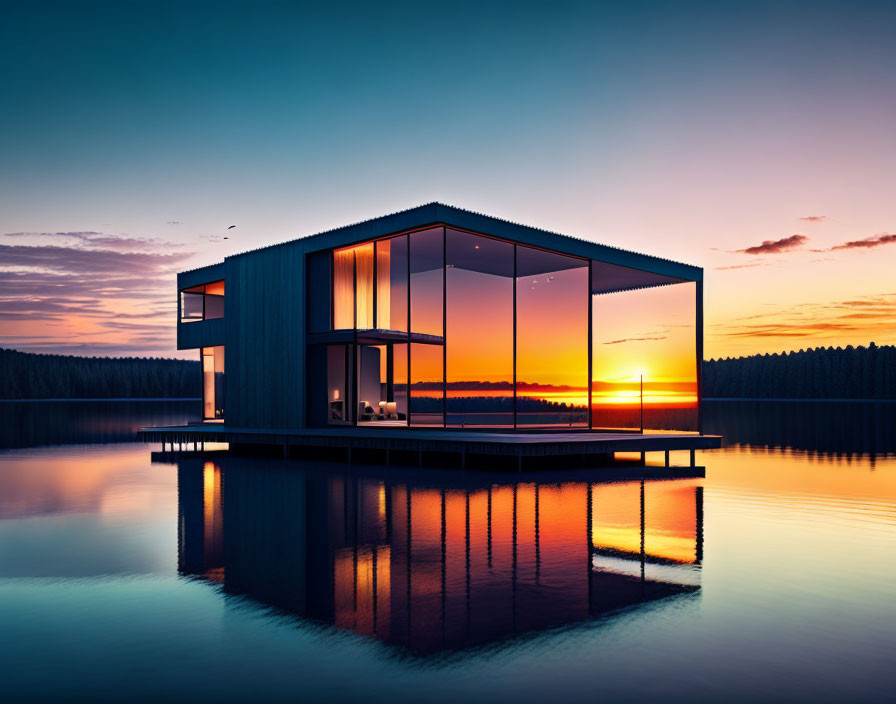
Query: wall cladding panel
225 241 306 429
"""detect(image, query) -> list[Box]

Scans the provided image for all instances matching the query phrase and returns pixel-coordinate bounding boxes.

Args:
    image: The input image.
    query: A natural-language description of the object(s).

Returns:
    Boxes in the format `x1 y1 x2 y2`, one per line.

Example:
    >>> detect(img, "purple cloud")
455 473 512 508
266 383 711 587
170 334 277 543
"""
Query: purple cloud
830 233 896 250
0 235 196 357
736 234 808 255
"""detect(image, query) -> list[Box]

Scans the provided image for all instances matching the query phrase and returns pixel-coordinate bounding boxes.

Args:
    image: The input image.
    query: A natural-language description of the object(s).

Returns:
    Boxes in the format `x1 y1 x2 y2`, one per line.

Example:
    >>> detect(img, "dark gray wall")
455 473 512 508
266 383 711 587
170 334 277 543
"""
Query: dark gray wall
306 250 332 333
177 317 225 350
225 240 306 429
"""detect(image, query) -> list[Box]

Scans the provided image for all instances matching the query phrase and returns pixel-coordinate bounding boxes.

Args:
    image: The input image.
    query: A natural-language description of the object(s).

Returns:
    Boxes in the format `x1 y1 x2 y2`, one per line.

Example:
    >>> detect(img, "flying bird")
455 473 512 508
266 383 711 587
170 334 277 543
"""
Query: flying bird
227 225 236 230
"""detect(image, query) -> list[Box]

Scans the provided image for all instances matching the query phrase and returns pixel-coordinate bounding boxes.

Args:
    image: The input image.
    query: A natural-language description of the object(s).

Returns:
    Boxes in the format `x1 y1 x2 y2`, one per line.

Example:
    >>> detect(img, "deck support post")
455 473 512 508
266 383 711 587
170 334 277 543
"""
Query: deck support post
460 450 466 470
690 449 696 467
640 451 646 465
517 455 523 472
696 280 704 436
665 450 670 468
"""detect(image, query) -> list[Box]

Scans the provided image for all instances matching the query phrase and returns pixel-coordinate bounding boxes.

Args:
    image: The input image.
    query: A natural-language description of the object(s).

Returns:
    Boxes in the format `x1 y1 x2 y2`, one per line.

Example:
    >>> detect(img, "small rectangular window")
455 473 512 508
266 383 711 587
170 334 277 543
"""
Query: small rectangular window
180 280 225 322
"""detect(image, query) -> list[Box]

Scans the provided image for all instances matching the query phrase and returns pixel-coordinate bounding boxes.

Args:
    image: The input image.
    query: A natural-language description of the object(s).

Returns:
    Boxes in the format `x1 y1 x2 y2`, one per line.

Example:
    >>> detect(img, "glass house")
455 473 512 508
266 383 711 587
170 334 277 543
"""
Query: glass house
176 203 704 433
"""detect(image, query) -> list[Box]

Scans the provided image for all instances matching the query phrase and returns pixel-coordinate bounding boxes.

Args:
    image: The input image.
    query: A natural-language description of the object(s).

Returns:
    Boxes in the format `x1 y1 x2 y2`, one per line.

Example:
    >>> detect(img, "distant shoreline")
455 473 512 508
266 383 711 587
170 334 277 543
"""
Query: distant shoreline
0 397 201 403
704 397 896 403
1 397 893 404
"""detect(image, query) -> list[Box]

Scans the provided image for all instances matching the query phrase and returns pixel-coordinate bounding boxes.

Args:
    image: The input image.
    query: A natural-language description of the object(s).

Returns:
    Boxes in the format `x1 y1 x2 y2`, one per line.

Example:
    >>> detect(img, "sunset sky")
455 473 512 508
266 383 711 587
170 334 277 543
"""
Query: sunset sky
1 1 894 360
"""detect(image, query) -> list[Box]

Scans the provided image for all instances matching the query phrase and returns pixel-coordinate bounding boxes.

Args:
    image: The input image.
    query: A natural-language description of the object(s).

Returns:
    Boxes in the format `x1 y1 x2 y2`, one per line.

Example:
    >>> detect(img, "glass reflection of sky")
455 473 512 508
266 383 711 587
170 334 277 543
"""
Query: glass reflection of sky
328 226 698 430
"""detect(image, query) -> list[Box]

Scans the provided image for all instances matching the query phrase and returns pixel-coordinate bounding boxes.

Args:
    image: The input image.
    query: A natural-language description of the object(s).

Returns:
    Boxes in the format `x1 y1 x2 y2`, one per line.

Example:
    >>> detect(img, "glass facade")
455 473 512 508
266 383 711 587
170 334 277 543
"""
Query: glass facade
392 342 408 421
409 227 444 337
354 243 374 330
446 229 514 427
376 236 408 332
326 344 351 425
333 248 355 329
409 342 443 425
592 280 698 431
309 225 698 432
201 345 225 421
334 237 408 332
516 246 589 428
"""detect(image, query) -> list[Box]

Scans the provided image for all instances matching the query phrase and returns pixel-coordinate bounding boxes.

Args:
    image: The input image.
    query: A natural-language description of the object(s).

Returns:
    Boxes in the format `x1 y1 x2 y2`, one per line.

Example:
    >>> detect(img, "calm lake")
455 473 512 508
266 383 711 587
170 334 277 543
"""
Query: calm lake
1 400 894 703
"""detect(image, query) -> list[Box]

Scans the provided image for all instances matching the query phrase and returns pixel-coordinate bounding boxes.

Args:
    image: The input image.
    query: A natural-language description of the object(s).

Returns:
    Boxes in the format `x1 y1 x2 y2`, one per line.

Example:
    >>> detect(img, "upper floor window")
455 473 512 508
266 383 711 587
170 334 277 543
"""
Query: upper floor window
333 234 410 332
180 280 225 322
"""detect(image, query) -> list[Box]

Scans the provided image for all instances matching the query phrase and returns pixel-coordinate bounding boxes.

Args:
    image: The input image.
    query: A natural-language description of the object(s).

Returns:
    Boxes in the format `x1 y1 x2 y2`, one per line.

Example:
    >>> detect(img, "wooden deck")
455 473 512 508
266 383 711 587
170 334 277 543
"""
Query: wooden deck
138 424 721 471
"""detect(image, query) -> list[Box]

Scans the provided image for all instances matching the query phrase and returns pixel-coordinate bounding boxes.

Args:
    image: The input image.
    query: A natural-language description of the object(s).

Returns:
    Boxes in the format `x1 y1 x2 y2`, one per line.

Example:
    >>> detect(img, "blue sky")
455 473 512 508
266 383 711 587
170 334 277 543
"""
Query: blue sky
1 1 895 356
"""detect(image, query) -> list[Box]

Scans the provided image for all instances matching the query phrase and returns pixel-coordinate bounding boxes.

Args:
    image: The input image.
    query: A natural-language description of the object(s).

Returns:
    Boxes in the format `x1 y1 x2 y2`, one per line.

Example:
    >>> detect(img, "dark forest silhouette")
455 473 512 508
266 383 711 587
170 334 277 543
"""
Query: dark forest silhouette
703 343 895 399
0 348 199 399
1 343 894 400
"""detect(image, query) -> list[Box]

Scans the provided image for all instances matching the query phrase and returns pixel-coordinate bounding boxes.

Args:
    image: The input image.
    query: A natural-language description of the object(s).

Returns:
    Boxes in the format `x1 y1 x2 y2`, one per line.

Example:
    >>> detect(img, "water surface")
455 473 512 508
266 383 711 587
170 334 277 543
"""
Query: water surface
0 400 894 702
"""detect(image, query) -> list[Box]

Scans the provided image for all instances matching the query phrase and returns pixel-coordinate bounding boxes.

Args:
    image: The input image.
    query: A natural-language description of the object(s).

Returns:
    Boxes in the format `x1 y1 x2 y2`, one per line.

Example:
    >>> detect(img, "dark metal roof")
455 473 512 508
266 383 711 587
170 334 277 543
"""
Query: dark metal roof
187 202 702 281
177 261 225 290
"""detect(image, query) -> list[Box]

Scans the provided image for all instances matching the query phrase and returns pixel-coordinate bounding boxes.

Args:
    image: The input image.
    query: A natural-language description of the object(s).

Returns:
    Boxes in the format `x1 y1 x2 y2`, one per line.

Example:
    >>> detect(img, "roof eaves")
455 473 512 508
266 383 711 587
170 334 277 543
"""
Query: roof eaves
212 201 701 280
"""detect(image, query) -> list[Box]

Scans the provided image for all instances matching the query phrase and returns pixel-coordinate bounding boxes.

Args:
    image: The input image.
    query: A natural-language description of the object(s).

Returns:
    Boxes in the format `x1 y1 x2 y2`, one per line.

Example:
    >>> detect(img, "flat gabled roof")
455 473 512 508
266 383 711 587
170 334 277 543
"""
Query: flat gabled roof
184 202 702 283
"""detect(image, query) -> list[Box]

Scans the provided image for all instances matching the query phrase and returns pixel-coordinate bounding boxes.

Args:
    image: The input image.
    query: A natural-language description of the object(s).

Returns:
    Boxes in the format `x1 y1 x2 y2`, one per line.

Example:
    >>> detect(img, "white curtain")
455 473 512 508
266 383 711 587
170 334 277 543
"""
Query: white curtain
376 240 391 330
354 243 374 329
333 248 355 328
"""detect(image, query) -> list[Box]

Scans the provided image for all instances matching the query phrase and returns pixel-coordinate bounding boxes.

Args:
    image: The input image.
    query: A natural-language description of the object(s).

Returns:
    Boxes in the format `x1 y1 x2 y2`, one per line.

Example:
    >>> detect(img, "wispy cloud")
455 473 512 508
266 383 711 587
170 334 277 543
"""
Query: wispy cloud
798 215 827 222
830 233 896 250
602 335 667 345
713 293 896 341
0 231 195 357
4 230 186 252
736 234 808 255
715 262 765 271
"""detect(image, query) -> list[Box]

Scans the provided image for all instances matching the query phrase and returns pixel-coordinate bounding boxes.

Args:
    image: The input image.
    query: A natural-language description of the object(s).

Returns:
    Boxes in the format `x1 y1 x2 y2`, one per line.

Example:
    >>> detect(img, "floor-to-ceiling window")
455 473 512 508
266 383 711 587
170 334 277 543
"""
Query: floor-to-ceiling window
409 227 444 337
326 344 351 425
407 227 445 425
409 343 443 426
515 246 589 428
375 235 408 332
314 227 697 432
201 345 225 421
590 262 697 432
446 229 514 427
356 344 409 425
333 243 374 330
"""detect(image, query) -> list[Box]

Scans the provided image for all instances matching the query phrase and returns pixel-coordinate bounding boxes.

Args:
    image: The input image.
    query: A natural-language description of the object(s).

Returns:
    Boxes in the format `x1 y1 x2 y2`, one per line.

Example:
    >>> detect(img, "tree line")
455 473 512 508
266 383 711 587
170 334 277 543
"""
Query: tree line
703 343 895 399
2 343 894 400
0 348 200 399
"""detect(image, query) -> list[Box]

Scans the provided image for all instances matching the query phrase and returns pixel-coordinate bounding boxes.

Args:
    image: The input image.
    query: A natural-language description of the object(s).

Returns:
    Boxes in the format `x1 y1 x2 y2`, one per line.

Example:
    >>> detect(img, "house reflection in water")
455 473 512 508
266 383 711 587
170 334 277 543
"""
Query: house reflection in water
177 460 703 654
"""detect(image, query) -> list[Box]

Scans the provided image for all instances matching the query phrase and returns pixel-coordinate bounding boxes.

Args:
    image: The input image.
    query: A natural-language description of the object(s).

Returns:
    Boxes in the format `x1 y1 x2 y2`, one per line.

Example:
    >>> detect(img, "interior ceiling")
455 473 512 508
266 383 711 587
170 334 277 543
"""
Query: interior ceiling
441 249 690 293
401 230 692 291
590 259 689 294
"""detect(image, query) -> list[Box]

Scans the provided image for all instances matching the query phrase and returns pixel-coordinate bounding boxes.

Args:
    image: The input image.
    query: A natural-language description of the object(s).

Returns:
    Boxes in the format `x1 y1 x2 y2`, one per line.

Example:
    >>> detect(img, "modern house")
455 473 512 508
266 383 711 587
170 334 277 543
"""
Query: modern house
157 203 719 467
